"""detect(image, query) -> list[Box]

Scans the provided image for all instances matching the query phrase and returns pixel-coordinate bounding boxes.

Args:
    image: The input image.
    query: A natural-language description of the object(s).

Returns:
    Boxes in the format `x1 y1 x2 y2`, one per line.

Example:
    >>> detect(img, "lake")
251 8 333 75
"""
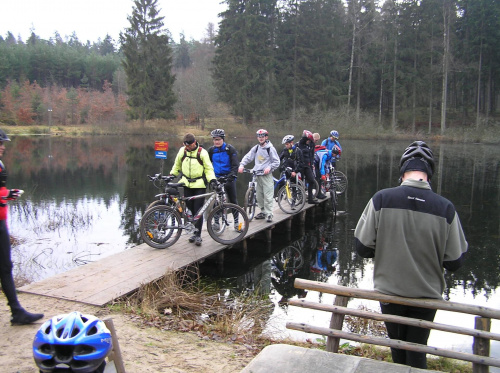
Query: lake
6 134 500 363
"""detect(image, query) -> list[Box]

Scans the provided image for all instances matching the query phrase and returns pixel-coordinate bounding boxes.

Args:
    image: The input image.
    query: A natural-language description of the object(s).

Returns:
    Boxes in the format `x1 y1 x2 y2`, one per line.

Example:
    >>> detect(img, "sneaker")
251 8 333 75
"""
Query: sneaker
234 223 241 232
195 236 202 246
317 193 328 199
308 199 320 204
11 308 44 326
212 222 221 231
255 212 266 219
188 235 196 243
266 214 273 222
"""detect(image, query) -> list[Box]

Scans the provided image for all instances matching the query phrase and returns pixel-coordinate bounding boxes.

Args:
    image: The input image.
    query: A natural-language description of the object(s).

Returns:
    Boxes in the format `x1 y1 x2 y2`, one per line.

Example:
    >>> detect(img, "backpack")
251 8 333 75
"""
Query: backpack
181 146 204 165
253 144 270 156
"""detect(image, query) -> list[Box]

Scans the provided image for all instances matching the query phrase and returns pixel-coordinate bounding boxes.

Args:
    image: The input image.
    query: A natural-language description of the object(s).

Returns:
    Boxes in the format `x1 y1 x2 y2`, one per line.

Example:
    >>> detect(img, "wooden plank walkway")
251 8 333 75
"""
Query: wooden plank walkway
19 200 329 306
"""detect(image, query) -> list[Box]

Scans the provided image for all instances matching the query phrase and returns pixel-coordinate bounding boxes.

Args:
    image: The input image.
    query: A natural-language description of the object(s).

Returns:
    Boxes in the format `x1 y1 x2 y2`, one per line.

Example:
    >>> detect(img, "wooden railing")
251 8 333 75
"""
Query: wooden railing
286 279 500 373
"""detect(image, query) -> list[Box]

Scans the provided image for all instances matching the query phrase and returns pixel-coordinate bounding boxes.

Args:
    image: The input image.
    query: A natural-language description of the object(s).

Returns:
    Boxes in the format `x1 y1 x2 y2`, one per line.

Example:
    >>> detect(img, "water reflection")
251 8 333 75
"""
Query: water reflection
4 136 499 306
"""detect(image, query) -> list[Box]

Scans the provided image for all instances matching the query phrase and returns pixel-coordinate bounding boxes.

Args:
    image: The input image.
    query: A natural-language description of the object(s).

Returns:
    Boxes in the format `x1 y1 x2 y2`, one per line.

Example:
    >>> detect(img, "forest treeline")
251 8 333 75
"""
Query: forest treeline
1 0 499 133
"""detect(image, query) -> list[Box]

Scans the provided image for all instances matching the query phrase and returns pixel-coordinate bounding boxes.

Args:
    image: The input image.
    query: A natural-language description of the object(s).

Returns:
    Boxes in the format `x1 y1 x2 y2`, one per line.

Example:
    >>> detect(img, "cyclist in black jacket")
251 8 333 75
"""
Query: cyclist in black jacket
297 130 319 204
279 135 303 180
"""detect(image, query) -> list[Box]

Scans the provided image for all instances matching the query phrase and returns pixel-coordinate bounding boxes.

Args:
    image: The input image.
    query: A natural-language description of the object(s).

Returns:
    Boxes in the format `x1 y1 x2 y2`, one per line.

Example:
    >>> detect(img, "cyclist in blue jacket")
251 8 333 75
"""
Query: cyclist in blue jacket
321 130 342 167
208 129 240 231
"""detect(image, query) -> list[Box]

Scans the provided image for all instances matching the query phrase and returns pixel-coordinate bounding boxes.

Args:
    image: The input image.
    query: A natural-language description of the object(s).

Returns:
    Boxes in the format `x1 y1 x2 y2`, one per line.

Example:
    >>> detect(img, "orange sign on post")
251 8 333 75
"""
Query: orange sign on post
155 141 169 151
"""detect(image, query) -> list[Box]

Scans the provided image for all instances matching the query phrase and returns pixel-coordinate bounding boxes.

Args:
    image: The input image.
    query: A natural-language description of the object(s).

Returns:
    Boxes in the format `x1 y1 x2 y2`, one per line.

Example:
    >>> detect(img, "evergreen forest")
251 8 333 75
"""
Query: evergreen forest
0 0 499 135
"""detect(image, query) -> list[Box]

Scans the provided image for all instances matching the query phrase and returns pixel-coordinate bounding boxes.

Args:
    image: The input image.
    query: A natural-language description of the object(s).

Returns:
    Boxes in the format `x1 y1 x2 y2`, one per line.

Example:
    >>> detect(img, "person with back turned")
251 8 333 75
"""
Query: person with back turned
354 140 468 369
0 129 44 325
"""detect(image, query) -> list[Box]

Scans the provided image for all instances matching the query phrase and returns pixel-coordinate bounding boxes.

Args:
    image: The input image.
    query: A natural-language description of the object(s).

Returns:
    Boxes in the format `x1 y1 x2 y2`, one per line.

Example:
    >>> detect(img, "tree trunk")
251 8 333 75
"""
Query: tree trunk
475 39 482 129
392 31 398 132
379 37 386 127
347 1 357 115
428 24 434 135
440 0 450 135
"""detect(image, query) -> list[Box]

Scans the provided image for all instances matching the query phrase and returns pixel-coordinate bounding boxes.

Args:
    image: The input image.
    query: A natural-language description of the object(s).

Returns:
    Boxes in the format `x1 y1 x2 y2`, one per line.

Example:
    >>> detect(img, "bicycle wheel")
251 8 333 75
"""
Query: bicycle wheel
140 206 182 249
333 171 348 195
277 183 306 214
209 205 227 236
207 203 248 245
244 187 257 221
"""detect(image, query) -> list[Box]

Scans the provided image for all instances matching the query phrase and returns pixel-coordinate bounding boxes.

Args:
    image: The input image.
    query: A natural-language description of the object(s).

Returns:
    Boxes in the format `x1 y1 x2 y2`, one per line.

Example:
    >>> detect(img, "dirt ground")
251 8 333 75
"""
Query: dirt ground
0 293 255 373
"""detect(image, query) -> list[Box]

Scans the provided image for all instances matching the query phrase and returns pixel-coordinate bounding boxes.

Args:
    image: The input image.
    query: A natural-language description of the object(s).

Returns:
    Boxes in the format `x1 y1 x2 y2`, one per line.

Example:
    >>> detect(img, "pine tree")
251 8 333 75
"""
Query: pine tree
213 0 279 123
120 0 176 123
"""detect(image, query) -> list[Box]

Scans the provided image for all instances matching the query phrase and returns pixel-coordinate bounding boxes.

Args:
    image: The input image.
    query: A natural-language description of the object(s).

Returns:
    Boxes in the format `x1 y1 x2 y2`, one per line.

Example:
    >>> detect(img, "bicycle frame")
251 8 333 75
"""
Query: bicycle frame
179 191 218 223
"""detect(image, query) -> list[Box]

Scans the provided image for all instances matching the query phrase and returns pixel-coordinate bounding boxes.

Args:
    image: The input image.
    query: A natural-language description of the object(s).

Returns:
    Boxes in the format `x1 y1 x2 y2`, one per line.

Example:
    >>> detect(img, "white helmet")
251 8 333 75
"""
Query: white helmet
282 135 294 144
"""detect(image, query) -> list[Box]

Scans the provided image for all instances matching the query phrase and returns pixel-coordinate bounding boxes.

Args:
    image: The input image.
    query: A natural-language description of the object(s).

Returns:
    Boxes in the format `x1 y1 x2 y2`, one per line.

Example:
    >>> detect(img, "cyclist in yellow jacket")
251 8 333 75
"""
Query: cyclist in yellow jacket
170 133 216 246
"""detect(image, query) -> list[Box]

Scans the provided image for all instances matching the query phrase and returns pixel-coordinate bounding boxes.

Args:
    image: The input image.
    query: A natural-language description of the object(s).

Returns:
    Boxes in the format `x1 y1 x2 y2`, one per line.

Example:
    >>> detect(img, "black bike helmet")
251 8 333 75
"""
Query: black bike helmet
0 129 11 142
210 129 225 138
399 141 435 178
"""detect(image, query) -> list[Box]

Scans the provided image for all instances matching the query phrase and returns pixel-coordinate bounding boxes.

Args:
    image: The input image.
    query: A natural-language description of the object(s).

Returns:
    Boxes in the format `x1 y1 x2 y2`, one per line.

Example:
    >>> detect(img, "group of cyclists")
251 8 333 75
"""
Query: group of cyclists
168 128 342 246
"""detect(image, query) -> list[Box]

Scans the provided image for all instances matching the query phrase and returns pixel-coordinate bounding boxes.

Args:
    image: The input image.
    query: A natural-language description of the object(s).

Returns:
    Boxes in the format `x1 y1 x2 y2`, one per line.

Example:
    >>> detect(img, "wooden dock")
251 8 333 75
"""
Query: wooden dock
19 200 329 306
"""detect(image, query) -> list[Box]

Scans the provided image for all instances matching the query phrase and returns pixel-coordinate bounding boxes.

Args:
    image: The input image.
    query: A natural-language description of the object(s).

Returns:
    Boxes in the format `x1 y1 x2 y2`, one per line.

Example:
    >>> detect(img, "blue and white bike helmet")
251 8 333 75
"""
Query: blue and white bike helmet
33 311 112 373
282 135 294 144
330 130 339 139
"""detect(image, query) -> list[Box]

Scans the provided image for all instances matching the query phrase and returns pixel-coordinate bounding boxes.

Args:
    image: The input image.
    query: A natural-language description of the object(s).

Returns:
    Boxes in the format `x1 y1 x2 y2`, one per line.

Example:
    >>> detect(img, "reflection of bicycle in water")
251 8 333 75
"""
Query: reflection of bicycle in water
271 242 309 302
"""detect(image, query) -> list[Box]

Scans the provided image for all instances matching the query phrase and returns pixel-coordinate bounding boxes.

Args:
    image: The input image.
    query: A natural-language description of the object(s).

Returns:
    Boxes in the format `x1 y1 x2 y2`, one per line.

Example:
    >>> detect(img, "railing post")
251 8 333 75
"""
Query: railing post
473 316 491 373
326 295 349 353
103 318 126 373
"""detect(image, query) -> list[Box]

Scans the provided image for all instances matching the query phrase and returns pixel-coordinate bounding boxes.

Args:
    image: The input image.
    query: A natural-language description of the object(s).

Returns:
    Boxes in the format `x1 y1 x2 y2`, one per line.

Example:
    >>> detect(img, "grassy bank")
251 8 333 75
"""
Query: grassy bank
2 114 500 145
109 269 472 373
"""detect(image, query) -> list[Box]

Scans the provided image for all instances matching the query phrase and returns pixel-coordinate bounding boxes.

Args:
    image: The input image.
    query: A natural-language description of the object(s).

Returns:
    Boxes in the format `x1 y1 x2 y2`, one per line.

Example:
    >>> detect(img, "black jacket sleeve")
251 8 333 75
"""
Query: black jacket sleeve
443 252 466 272
354 238 375 258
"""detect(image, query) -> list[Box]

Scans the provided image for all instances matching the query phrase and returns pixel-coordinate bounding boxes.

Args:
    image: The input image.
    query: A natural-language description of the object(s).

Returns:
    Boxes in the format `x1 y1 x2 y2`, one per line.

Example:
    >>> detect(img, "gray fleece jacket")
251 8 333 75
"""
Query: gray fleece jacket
240 141 280 174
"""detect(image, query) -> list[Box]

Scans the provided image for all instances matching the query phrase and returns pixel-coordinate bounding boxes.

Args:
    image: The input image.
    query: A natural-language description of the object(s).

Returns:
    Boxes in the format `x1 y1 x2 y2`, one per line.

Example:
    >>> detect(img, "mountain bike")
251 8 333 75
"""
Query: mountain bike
140 177 248 249
321 163 347 214
273 167 306 214
242 169 258 221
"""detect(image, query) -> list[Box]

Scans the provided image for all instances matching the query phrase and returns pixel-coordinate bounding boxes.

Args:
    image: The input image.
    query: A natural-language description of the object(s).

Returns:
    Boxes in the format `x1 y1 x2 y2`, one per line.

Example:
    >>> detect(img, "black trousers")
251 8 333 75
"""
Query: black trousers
0 220 21 312
380 302 437 369
183 188 206 237
302 166 316 200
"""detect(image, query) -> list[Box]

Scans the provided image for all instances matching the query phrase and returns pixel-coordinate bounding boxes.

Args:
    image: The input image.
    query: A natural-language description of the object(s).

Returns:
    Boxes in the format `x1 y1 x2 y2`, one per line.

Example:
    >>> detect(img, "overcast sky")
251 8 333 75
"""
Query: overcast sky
0 0 227 44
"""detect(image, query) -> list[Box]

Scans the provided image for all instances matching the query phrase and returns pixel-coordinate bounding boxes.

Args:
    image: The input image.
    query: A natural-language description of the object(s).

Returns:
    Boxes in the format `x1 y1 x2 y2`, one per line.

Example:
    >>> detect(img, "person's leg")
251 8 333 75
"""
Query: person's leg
404 306 437 369
0 220 44 325
256 176 265 214
260 173 274 219
224 179 239 225
183 188 206 240
304 167 316 202
380 302 408 365
0 221 21 311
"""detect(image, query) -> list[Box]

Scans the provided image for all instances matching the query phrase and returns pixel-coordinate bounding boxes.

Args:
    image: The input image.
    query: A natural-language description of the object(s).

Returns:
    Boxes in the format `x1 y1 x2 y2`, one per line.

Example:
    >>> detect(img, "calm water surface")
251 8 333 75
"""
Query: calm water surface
6 135 500 361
